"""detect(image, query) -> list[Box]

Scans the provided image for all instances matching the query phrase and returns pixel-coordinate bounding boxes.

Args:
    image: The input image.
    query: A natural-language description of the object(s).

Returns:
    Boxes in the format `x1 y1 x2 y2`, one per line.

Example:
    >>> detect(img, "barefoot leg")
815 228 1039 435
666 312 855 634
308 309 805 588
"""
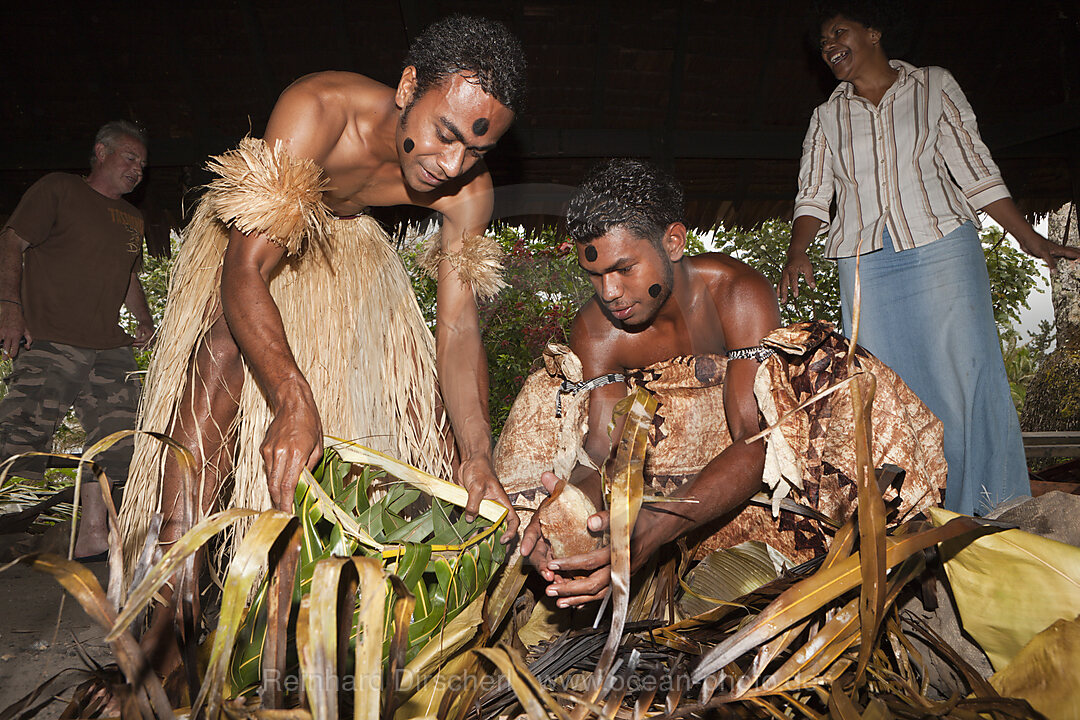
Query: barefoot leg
140 315 243 676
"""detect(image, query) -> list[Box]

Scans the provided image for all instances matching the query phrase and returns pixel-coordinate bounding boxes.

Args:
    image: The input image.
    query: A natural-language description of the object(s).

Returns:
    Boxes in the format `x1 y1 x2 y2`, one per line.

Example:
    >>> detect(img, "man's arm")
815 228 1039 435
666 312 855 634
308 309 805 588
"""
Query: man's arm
432 179 519 542
548 270 782 607
124 270 155 349
219 88 341 511
221 228 320 511
519 302 625 577
0 228 31 357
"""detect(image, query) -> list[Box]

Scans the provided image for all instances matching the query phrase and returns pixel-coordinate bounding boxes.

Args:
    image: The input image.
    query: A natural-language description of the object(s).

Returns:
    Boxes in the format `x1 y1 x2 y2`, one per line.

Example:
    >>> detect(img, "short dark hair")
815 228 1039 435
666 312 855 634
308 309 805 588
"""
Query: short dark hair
812 1 886 32
811 1 911 57
404 15 527 114
90 120 147 167
567 159 685 245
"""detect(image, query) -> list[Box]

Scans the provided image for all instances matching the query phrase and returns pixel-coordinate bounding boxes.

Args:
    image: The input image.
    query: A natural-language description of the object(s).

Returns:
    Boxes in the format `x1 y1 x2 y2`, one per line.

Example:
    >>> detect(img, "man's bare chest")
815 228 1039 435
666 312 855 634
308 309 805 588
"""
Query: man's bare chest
619 318 728 370
318 157 417 216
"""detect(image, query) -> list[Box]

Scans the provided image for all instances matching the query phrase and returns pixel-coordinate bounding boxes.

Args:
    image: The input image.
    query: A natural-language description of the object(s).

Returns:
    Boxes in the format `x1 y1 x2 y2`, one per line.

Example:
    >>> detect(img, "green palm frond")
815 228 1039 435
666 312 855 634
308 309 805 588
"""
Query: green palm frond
227 445 506 698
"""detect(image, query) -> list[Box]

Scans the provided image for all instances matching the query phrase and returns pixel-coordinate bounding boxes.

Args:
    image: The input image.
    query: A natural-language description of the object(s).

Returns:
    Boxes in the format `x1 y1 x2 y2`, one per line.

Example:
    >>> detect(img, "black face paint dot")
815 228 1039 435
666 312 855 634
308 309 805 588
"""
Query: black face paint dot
403 138 415 153
584 245 598 262
472 117 490 136
649 283 663 298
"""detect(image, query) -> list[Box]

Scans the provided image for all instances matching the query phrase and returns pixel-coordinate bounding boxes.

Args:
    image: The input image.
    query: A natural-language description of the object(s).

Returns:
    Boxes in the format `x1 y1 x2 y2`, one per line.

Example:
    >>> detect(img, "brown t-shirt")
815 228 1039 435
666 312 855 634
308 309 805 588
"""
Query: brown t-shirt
4 173 143 349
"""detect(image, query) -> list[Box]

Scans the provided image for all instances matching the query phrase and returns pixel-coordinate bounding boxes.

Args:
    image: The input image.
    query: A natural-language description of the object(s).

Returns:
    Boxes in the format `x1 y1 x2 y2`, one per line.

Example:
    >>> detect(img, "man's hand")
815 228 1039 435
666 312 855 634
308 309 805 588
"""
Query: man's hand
459 456 519 544
132 321 155 350
0 304 31 359
1016 233 1080 272
778 249 815 304
520 511 557 581
261 391 323 512
545 510 612 608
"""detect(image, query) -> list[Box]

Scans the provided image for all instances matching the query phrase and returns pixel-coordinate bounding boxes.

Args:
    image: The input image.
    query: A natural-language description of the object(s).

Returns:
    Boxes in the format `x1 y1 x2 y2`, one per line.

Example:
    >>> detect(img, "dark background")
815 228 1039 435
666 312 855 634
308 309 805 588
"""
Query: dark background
4 0 1078 255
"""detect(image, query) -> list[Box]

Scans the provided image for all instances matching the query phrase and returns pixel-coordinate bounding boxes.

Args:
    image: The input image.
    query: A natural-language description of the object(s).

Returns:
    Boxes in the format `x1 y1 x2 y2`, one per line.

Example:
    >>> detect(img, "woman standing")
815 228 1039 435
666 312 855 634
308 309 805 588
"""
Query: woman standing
778 4 1079 515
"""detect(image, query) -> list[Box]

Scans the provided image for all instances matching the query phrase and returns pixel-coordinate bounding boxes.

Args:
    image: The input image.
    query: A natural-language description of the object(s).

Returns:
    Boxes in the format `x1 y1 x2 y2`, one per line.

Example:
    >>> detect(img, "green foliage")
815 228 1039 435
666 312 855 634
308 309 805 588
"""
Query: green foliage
481 226 593 433
403 224 593 435
981 227 1042 332
1001 319 1055 415
981 227 1048 417
120 231 176 371
229 447 506 694
710 218 842 327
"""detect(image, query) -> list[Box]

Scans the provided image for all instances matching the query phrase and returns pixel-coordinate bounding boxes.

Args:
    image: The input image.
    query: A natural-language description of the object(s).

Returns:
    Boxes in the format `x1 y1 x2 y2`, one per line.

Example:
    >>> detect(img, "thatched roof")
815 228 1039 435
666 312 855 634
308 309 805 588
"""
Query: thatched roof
3 0 1077 255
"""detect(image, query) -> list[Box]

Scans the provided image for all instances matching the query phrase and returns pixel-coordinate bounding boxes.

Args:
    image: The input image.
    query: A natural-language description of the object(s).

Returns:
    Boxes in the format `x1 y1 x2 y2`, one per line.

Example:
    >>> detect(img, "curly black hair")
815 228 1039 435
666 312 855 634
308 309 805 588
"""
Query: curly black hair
404 15 527 114
811 0 913 57
567 159 684 246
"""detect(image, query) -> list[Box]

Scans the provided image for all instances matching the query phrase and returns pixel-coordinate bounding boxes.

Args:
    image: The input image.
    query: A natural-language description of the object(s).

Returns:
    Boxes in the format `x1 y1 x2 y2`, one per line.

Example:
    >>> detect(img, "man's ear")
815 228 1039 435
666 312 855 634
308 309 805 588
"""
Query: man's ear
396 66 418 111
93 142 109 164
662 222 687 262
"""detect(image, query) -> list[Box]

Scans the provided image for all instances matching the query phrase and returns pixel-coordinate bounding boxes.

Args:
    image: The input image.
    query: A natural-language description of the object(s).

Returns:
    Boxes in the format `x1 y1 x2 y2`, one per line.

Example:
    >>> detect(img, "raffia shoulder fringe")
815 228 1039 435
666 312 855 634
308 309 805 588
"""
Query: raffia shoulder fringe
417 231 507 300
204 137 334 257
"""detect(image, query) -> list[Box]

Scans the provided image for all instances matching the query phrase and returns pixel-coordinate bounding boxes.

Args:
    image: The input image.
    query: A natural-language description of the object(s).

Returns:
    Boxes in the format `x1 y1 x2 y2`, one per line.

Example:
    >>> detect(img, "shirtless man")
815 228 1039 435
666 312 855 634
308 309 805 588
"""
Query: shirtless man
119 15 525 673
519 159 782 607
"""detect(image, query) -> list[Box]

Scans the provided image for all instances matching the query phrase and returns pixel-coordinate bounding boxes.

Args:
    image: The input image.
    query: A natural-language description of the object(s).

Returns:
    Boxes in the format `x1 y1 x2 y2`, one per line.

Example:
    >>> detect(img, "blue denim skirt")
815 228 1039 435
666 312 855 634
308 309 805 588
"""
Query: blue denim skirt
837 222 1028 515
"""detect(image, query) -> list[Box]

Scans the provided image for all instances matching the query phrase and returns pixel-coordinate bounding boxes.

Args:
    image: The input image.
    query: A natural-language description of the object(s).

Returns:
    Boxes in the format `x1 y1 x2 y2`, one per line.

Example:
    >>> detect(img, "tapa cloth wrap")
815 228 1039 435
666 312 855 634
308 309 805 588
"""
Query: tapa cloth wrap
493 321 946 563
118 138 504 579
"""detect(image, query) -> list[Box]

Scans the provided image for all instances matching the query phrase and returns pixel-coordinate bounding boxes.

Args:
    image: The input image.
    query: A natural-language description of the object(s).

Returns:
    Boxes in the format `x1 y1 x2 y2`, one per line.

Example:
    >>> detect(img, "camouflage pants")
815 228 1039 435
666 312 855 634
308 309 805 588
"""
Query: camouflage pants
0 341 140 485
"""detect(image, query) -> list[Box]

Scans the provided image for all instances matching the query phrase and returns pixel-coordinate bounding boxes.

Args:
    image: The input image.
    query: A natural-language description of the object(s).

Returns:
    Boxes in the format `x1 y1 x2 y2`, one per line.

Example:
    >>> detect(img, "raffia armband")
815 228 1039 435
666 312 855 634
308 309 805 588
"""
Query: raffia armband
203 137 334 257
417 231 508 300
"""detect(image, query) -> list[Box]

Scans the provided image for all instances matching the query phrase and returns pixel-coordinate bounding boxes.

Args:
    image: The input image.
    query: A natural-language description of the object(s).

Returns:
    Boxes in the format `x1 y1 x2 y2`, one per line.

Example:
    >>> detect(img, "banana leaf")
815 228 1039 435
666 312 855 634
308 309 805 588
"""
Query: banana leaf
929 506 1080 672
989 614 1080 719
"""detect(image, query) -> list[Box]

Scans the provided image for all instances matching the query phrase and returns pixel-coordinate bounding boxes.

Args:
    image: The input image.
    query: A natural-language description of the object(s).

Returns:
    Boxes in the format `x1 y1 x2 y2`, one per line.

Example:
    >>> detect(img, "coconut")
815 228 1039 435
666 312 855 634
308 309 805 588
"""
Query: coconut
536 479 604 558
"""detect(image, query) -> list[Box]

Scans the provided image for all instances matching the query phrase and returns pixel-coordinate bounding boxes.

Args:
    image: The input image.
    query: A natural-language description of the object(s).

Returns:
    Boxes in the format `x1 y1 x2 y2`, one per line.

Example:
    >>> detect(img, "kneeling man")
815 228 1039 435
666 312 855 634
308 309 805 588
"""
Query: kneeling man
511 159 945 608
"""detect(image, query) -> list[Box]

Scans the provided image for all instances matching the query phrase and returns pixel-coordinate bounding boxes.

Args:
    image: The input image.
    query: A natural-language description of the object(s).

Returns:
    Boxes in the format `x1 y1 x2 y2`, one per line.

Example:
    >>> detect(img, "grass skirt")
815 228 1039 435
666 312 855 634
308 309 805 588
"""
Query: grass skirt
119 189 452 580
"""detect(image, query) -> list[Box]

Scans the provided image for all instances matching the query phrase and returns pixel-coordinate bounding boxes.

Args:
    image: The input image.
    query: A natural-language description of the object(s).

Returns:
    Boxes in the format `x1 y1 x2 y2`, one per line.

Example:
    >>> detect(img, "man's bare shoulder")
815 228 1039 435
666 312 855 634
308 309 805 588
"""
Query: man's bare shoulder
690 252 781 344
270 72 391 133
569 297 626 374
279 71 391 109
689 252 775 305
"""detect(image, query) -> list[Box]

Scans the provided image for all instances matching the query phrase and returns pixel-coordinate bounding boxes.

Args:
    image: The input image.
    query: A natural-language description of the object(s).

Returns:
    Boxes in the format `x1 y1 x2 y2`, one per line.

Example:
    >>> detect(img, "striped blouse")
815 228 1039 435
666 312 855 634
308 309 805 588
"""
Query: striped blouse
793 61 1011 259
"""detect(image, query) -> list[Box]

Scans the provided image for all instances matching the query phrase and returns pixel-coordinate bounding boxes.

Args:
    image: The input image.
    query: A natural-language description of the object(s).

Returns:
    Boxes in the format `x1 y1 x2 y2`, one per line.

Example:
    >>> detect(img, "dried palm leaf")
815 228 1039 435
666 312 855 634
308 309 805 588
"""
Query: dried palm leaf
304 557 351 719
577 388 656 718
397 593 486 694
195 511 299 720
15 554 172 719
475 646 567 720
848 372 886 679
107 508 259 641
691 516 988 682
352 557 387 720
